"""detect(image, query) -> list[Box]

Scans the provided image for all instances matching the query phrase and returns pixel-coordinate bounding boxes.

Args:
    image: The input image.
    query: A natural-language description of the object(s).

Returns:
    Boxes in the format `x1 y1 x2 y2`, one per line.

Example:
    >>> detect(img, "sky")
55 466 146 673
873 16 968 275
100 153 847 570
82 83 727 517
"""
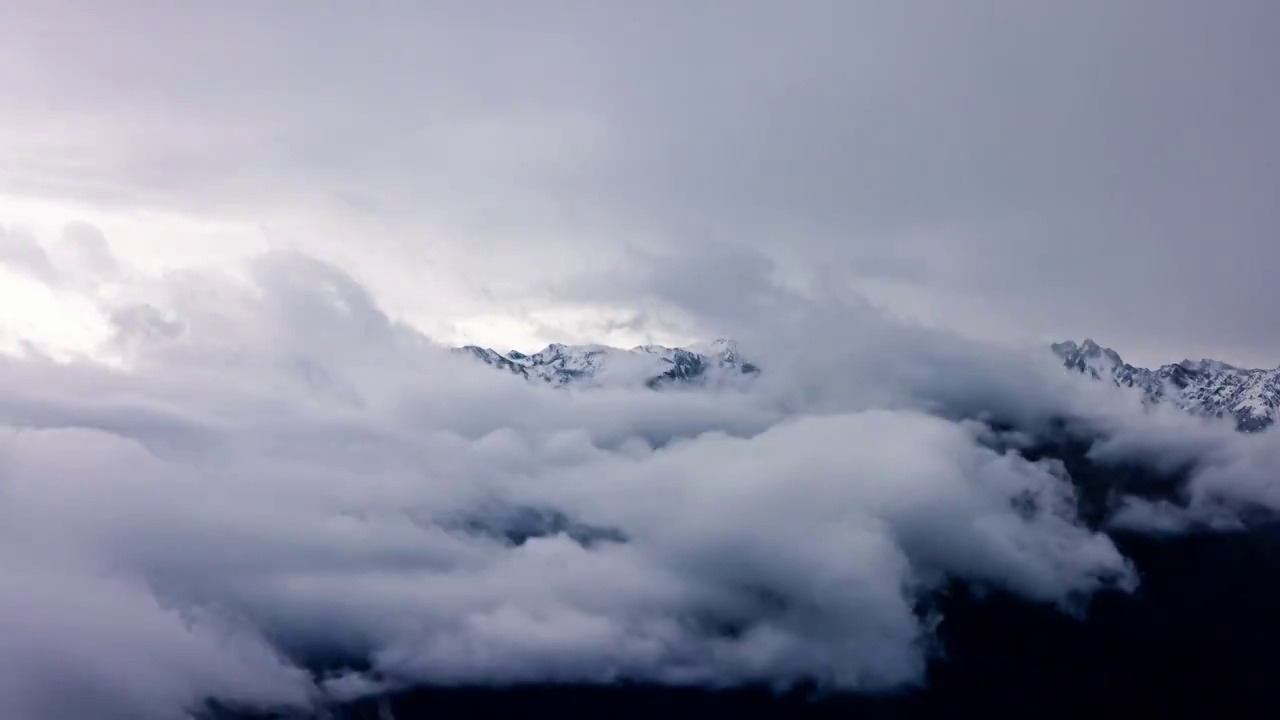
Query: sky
3 1 1279 366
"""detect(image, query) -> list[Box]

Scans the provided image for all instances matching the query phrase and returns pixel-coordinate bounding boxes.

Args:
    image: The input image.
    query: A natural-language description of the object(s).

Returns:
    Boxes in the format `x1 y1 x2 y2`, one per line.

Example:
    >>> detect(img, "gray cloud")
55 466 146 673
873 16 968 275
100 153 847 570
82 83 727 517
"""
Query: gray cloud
0 226 59 286
0 249 1203 717
4 1 1279 363
0 246 1276 716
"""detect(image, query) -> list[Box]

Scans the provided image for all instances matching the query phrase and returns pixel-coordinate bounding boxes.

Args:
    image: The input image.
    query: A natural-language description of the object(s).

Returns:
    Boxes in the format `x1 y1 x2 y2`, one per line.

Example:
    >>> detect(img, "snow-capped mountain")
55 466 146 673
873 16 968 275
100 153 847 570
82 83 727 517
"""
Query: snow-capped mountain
1053 339 1280 432
456 335 1276 431
454 338 760 389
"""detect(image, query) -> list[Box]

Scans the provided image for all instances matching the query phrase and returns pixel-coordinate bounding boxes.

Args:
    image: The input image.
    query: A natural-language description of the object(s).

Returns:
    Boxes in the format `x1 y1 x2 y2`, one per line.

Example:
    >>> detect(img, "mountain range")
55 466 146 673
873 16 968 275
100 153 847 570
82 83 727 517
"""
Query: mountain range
455 337 1279 432
1052 339 1280 432
454 338 759 389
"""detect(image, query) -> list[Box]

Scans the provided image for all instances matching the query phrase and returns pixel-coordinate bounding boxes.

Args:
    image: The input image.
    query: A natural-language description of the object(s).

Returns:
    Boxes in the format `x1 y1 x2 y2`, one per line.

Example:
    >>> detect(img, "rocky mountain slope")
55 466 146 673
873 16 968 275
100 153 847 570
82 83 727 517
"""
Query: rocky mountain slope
1053 339 1280 432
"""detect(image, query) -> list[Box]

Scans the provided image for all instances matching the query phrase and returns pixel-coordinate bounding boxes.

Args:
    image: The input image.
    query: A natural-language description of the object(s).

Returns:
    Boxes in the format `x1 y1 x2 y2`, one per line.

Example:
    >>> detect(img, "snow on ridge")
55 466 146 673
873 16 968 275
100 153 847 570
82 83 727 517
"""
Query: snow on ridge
453 340 760 390
460 335 1275 432
1054 339 1279 432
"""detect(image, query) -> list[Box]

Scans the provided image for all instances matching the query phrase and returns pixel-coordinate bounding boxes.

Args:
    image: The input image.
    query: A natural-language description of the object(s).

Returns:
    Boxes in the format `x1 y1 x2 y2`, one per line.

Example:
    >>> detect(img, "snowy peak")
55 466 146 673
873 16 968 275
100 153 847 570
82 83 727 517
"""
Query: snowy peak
1054 339 1279 432
1051 339 1126 379
461 336 1275 432
454 340 760 389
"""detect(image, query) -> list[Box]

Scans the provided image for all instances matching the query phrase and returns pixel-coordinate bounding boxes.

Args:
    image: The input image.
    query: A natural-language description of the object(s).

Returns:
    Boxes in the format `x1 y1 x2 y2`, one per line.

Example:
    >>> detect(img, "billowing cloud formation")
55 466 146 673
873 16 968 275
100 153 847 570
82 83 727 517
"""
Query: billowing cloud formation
0 244 1276 719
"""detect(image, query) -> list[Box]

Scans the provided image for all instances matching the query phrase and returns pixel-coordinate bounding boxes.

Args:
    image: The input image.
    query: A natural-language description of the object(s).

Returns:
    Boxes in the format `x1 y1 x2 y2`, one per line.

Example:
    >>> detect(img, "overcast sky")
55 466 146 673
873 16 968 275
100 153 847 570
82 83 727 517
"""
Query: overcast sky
2 0 1278 367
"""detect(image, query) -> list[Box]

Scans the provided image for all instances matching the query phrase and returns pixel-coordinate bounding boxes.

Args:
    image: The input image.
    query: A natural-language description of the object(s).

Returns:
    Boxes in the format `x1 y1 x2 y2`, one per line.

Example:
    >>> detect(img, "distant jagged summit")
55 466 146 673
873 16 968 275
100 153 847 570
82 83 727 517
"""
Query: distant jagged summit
454 338 759 389
454 335 1276 432
1053 339 1280 432
1050 339 1124 379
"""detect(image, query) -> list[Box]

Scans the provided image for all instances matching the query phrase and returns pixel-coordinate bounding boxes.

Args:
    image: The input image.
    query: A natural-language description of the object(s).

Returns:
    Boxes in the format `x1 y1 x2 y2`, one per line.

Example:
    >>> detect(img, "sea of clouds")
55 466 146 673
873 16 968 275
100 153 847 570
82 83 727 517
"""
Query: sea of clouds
0 235 1276 719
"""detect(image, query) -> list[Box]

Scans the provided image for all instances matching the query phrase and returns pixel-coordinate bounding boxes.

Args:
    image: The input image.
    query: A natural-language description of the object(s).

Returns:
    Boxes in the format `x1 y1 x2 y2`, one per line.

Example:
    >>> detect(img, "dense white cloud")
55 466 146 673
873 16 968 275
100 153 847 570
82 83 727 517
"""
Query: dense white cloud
9 242 1280 717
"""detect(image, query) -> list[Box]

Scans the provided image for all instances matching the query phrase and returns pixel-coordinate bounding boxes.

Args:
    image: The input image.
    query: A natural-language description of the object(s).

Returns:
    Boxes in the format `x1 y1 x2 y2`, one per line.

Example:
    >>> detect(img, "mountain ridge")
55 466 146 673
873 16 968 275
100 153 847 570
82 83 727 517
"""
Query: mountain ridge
454 337 1278 432
1052 338 1279 432
453 338 759 389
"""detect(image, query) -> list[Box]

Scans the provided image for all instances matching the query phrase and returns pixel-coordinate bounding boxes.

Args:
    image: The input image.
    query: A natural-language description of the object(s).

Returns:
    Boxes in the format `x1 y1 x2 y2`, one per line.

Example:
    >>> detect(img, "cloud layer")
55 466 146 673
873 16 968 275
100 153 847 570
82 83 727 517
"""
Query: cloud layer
1 242 1277 718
